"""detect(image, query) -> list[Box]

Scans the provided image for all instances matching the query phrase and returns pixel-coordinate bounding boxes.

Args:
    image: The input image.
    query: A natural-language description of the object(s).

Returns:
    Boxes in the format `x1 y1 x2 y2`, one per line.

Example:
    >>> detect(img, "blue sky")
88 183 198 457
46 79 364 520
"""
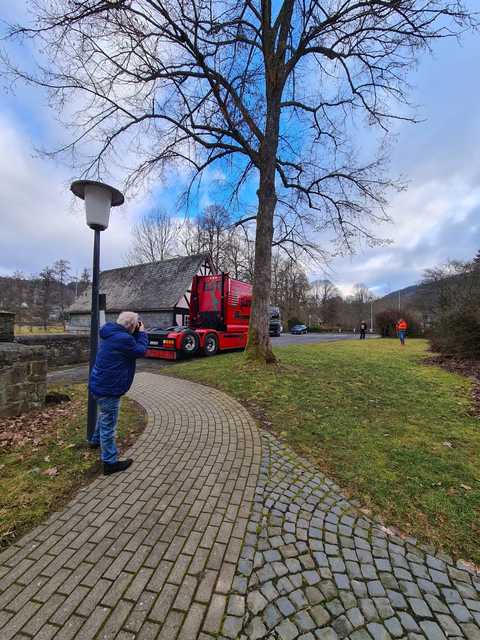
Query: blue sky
0 4 479 296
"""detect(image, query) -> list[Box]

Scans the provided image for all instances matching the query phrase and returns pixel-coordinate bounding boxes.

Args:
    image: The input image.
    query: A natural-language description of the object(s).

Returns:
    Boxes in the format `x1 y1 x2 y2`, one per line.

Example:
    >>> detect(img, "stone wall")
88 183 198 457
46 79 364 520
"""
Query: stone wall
0 343 47 417
0 311 15 342
68 311 180 332
16 334 90 367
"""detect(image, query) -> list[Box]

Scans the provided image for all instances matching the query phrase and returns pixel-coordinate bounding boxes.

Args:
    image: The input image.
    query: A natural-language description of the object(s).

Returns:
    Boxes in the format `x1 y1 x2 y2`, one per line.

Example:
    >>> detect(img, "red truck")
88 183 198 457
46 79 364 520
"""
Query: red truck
145 273 252 360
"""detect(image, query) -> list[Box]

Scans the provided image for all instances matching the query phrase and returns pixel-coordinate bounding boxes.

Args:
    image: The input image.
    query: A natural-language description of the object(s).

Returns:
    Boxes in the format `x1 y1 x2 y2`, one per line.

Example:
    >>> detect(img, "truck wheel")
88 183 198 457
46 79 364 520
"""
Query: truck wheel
203 333 219 356
180 332 199 356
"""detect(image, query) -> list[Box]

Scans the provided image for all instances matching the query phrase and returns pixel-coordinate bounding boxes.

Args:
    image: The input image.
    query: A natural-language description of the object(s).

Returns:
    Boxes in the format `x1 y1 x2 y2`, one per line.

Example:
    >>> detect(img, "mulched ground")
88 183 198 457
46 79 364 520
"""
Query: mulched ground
0 392 145 454
0 393 80 452
424 354 480 416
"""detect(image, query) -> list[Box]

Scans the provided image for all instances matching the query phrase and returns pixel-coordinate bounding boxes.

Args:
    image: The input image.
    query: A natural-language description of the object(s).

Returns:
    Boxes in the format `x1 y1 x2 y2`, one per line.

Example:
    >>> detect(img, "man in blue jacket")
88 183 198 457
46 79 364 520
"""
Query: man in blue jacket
89 311 149 475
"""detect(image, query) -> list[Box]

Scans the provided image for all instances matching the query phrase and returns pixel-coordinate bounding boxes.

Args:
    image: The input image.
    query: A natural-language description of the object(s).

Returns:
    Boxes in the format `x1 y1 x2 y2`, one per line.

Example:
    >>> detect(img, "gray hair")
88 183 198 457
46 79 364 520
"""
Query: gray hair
117 311 139 331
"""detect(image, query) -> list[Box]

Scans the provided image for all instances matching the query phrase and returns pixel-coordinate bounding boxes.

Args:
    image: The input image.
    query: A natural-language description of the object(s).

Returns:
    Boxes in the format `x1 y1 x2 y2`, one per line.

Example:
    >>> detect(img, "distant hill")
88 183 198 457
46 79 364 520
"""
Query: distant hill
378 284 420 309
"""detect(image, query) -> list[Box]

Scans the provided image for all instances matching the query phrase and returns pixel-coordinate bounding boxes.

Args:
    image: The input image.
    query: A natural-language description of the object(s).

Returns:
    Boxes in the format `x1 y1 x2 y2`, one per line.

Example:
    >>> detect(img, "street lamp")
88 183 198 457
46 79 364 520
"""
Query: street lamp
70 180 124 441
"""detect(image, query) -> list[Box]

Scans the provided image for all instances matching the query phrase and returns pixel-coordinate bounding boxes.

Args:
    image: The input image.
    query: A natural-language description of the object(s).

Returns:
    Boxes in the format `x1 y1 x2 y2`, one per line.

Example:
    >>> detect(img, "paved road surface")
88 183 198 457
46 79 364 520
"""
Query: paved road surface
47 360 170 385
47 333 372 385
271 332 376 347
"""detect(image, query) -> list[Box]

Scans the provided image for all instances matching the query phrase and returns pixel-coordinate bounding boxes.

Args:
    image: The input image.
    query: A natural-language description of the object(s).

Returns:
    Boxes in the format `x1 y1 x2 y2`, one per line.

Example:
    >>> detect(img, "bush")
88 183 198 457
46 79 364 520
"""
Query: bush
287 317 303 330
308 325 342 333
375 308 422 338
430 307 480 359
420 262 480 360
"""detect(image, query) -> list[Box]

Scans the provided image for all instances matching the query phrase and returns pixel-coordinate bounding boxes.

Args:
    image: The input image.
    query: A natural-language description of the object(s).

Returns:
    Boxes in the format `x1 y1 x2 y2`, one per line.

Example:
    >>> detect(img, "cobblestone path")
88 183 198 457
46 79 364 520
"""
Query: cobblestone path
0 373 479 640
0 373 262 639
230 435 480 640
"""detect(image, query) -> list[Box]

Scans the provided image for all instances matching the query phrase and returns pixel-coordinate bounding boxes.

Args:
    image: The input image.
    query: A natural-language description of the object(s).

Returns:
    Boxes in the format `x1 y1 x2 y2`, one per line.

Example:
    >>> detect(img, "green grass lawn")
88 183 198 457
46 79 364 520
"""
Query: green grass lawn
0 385 146 548
167 339 480 564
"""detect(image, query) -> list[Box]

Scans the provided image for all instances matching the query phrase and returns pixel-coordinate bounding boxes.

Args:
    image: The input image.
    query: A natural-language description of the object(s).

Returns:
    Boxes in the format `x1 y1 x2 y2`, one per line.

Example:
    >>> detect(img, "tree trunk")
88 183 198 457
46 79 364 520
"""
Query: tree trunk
245 46 283 364
245 161 277 363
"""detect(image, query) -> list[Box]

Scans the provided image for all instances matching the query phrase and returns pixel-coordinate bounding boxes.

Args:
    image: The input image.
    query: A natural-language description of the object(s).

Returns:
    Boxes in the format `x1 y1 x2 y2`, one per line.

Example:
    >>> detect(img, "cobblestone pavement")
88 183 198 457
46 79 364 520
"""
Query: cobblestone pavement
0 373 261 639
228 435 480 640
1 373 479 640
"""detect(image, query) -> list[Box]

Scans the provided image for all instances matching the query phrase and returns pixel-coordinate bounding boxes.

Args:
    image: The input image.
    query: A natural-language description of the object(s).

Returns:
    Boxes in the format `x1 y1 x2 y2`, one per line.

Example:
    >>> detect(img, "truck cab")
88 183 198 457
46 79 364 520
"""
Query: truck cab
146 273 252 360
269 306 282 337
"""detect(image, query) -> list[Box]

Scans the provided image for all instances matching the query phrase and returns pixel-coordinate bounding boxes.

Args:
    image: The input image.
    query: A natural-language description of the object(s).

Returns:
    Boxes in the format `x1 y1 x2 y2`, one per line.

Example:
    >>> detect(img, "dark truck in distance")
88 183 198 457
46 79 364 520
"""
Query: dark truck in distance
269 306 282 337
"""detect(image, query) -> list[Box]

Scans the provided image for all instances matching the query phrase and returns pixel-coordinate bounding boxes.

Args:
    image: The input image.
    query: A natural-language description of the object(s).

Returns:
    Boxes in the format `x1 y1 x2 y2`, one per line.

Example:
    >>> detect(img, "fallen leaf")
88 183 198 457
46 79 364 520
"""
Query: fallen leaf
44 456 50 462
442 441 453 448
42 467 58 477
460 484 472 491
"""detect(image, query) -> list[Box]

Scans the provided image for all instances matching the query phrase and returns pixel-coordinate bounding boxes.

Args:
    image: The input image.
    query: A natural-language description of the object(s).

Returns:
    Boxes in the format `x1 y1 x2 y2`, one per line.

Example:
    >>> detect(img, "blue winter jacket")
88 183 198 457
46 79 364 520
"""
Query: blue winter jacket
89 322 149 398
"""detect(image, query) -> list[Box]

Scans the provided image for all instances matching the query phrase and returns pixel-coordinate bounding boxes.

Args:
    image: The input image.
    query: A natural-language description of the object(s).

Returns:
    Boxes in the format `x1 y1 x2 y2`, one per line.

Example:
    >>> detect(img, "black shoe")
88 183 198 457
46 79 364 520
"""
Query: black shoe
103 459 133 475
88 442 100 449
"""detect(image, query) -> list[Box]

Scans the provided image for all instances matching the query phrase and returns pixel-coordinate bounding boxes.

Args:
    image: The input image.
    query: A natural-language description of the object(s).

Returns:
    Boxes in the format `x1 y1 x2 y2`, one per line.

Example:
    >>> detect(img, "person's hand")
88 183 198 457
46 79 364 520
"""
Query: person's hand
138 321 145 332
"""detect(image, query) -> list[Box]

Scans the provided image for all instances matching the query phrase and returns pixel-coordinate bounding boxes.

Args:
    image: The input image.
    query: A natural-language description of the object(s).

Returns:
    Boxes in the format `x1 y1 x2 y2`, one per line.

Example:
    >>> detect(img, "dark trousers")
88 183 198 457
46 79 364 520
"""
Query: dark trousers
360 330 366 340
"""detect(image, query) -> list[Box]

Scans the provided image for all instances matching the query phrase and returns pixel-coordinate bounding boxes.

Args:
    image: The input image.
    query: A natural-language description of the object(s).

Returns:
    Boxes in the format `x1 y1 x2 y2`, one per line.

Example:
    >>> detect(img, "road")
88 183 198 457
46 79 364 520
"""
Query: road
271 331 373 346
47 332 375 385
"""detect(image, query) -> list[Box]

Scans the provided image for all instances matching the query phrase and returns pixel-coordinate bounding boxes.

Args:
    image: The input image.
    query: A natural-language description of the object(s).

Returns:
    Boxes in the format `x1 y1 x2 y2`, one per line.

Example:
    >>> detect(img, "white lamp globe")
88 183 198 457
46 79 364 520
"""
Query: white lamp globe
70 180 124 230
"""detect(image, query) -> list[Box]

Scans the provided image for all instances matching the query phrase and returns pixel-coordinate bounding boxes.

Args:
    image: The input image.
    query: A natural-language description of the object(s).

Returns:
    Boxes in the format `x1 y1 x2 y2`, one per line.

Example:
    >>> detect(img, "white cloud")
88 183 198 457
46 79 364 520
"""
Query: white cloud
0 114 150 277
315 29 480 296
325 172 480 295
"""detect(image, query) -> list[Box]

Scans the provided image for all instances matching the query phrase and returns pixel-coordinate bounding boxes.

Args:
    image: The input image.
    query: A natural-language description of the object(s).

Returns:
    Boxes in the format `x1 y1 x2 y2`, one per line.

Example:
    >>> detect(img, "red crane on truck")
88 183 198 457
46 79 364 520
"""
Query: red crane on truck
145 273 252 360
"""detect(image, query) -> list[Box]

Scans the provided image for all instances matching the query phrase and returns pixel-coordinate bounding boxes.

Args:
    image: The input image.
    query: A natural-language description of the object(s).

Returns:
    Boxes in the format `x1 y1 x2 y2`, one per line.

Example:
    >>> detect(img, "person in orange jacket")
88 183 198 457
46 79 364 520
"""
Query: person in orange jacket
396 318 408 346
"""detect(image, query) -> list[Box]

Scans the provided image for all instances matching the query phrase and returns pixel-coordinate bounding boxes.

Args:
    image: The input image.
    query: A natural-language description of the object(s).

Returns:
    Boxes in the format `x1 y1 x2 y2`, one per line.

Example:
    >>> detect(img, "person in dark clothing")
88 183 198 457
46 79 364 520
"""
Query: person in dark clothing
359 320 368 340
89 311 149 475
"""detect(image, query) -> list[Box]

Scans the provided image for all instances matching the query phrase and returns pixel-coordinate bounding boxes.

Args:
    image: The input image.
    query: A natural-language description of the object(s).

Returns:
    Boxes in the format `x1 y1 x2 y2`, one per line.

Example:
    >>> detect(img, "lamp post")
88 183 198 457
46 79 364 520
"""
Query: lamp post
370 300 374 333
70 180 124 441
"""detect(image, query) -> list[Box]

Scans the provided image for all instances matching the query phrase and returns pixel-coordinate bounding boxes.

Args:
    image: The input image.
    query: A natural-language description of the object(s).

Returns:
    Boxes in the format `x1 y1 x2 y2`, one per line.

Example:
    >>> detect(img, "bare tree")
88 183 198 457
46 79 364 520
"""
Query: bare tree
126 210 178 265
176 218 202 257
3 0 475 361
11 270 26 313
223 226 255 281
308 279 341 325
348 283 374 328
271 253 310 324
53 259 71 329
197 205 231 270
418 260 475 316
78 268 91 296
38 266 56 330
310 280 338 307
176 206 254 276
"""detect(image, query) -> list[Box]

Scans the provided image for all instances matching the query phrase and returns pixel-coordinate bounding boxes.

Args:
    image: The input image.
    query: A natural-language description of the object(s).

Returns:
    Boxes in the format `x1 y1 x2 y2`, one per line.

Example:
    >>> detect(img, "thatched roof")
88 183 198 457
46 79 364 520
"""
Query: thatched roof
68 253 212 313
